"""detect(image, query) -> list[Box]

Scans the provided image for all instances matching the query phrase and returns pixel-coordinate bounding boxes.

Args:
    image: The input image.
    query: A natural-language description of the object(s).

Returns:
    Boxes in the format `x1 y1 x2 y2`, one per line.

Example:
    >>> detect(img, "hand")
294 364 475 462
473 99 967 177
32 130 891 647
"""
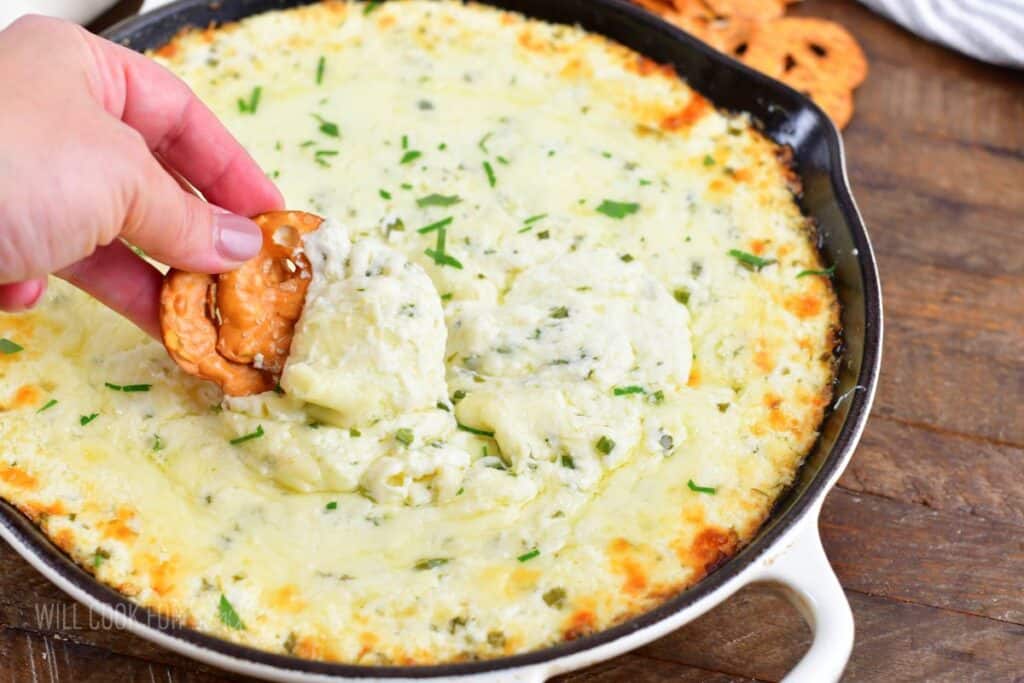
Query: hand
0 15 283 337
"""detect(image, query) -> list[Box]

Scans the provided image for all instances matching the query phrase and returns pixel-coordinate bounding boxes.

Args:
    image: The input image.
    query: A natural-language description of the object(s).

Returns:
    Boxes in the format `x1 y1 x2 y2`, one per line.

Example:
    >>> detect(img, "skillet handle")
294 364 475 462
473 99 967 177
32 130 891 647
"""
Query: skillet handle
756 509 854 683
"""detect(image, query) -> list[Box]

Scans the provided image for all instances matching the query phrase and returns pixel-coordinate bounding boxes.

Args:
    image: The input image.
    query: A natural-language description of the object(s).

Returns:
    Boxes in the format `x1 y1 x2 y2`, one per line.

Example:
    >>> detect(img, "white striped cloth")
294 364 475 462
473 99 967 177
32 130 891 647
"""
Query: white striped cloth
859 0 1024 68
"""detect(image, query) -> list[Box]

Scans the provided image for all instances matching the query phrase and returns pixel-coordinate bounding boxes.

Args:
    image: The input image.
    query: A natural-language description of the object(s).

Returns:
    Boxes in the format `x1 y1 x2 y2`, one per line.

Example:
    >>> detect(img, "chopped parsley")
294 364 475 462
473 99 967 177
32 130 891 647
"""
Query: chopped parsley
401 134 409 149
613 385 645 396
152 434 165 452
478 131 492 153
350 428 362 437
517 549 540 562
542 587 566 608
423 248 464 270
687 479 717 495
424 222 463 269
728 249 776 271
400 150 422 164
560 454 575 469
417 216 454 234
229 425 264 445
797 265 836 278
649 390 666 405
379 189 392 200
92 548 109 569
441 292 453 301
0 338 23 354
457 422 494 438
79 413 99 426
315 55 326 84
395 428 414 446
416 193 461 208
549 306 569 319
703 154 716 166
595 435 615 455
236 86 261 114
413 558 450 571
483 161 497 187
639 179 653 186
620 254 634 262
536 229 550 240
452 389 467 403
673 288 691 305
497 155 510 165
218 594 245 630
37 399 57 413
596 200 640 219
104 382 152 393
363 0 383 15
523 213 547 225
325 501 338 510
312 114 339 137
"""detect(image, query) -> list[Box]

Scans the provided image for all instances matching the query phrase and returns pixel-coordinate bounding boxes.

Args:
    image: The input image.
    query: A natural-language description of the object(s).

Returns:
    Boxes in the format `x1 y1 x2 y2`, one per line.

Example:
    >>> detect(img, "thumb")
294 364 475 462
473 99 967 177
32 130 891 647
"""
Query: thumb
119 149 263 273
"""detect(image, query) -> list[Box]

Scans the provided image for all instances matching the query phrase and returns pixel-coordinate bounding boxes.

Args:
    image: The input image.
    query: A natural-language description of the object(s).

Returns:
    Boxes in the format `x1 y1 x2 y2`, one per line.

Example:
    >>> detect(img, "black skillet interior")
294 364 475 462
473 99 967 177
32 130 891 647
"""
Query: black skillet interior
0 0 882 679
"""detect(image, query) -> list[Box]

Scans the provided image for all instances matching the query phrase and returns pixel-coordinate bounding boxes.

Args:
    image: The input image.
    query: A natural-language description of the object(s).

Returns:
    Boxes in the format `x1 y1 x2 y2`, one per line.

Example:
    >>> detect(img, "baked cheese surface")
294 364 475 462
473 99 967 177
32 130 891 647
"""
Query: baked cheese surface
0 0 837 665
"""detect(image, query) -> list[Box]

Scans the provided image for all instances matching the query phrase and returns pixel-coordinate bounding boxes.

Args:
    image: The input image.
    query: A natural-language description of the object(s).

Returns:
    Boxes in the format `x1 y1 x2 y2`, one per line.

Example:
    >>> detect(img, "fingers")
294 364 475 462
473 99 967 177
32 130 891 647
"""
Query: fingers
0 279 46 312
88 35 284 217
57 241 164 339
117 146 263 273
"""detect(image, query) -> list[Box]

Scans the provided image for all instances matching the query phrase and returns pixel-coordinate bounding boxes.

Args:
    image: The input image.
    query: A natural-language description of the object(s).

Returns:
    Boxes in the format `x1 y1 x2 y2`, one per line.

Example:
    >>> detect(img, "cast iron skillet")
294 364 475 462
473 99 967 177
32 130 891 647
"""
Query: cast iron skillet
0 0 882 679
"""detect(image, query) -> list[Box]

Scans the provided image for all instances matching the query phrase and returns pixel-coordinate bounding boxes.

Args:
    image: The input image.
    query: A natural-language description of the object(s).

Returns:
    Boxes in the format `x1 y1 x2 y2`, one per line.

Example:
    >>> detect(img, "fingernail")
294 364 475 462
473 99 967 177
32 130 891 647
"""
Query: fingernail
215 213 262 261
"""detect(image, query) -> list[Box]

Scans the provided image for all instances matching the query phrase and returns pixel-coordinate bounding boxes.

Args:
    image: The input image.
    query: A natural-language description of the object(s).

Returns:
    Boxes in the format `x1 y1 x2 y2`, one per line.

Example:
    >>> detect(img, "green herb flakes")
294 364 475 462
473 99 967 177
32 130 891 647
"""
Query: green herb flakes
478 131 493 153
326 501 338 511
613 385 645 396
37 399 57 413
236 86 261 114
417 216 453 234
218 594 245 630
413 557 450 571
673 288 691 305
596 199 640 219
105 382 152 392
549 306 569 319
728 249 776 271
483 160 497 187
703 154 716 166
457 422 494 438
229 425 264 445
363 0 383 15
312 114 339 137
379 189 392 200
0 338 23 354
395 428 414 446
79 413 99 426
400 150 422 164
560 454 575 469
416 193 461 208
796 265 836 278
315 55 326 84
517 549 540 562
595 436 616 455
687 479 717 495
542 587 566 608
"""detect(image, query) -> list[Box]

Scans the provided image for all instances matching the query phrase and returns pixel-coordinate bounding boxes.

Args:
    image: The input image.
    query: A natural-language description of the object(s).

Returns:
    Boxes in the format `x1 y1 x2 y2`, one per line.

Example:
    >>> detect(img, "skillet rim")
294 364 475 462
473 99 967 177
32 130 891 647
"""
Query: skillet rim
0 0 882 677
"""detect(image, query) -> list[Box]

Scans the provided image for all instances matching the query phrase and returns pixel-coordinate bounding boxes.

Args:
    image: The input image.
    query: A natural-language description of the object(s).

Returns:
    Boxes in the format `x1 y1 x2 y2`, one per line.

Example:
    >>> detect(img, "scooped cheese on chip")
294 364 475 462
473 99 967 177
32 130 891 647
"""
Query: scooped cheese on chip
281 218 449 427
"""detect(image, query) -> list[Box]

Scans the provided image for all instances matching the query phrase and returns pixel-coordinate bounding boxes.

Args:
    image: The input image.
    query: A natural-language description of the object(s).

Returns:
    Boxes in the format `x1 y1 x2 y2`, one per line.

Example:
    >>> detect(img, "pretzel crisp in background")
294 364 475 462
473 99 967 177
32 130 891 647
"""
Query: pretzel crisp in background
630 0 868 127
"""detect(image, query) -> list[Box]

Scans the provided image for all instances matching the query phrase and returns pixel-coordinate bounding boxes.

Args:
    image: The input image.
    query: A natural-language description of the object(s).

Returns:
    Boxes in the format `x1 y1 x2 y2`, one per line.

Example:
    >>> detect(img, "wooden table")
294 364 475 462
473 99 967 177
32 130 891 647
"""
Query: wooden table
3 1 1022 680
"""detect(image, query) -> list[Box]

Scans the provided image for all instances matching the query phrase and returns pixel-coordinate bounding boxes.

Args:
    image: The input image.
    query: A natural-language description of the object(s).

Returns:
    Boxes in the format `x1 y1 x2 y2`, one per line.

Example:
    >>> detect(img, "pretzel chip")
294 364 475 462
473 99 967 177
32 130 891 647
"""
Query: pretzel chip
629 1 867 128
159 211 324 396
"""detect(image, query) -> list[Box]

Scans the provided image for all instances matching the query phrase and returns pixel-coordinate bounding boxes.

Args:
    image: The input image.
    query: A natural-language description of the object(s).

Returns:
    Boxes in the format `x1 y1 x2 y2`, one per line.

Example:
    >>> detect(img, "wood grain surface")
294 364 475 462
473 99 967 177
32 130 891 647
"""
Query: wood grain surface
3 1 1023 680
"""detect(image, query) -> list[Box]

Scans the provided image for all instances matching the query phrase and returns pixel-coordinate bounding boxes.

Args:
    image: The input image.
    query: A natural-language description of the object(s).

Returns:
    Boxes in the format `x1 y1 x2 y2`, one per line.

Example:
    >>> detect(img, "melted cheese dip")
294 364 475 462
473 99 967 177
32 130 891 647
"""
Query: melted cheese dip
0 1 838 665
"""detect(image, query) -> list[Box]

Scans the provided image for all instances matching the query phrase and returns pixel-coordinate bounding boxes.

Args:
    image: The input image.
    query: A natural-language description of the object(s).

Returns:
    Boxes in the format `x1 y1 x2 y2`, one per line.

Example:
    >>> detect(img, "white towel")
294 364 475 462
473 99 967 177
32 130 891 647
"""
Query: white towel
860 0 1024 68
